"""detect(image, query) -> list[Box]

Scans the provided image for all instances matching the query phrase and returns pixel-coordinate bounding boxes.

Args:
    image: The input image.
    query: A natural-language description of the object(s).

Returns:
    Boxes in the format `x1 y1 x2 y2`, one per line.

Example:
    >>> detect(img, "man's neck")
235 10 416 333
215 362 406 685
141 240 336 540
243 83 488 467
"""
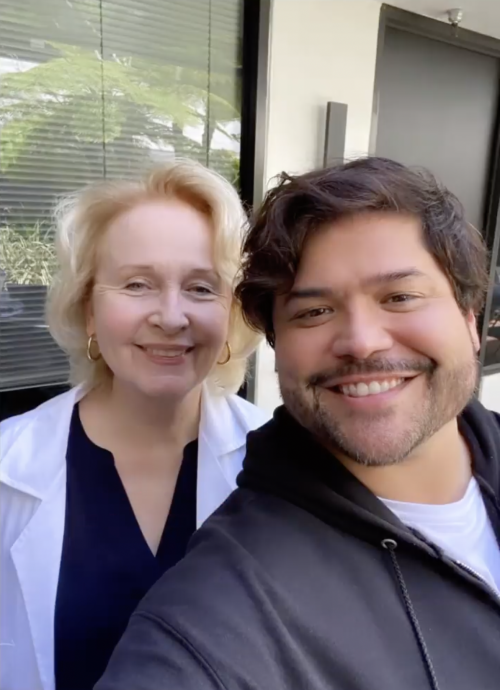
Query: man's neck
337 418 473 505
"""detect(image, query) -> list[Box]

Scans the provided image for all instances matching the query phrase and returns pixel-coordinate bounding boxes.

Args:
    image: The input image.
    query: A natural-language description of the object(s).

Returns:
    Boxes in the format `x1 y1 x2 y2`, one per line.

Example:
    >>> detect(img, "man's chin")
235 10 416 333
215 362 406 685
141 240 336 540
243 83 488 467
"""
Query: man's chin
316 416 417 467
332 440 411 467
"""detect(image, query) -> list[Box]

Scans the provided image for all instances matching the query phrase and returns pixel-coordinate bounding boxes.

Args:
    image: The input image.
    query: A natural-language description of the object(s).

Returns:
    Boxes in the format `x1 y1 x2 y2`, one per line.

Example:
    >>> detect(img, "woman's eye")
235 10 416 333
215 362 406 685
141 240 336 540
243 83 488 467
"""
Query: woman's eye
125 281 149 291
190 285 214 296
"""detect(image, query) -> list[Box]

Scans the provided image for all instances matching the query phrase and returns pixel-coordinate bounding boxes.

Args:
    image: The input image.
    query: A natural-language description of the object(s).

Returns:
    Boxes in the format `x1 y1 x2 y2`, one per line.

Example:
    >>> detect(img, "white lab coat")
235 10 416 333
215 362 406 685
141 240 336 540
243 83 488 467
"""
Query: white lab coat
0 385 270 690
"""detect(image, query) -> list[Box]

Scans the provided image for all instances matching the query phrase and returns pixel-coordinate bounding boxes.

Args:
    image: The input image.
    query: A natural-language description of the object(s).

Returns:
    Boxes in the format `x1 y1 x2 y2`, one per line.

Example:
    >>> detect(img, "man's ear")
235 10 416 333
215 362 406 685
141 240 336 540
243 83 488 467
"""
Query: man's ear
466 310 481 352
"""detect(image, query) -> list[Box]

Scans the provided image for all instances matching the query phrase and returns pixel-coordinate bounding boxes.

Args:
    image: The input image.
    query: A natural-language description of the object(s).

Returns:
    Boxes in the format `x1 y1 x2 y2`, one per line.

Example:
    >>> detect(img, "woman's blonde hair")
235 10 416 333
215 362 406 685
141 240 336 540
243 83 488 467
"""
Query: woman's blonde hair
47 159 261 395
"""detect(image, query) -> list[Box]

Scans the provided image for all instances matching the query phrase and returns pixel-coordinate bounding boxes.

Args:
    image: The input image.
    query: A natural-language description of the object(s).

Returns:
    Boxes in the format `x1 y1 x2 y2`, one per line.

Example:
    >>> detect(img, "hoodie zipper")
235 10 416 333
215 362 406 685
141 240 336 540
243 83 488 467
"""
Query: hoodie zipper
382 541 500 690
452 559 500 605
405 528 500 606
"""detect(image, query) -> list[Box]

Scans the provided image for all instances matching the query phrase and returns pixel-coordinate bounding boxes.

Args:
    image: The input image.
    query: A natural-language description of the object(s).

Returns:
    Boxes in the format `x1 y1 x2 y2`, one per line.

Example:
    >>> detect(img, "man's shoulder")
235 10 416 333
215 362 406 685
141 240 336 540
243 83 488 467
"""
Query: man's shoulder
98 489 331 690
487 409 500 426
116 488 375 690
131 491 306 682
137 487 328 624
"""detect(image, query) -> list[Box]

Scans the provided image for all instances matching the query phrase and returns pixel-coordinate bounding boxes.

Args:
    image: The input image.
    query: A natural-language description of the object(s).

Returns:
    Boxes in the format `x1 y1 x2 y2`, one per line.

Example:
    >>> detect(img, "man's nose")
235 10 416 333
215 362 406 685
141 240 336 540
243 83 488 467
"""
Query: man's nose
148 291 189 333
330 308 394 360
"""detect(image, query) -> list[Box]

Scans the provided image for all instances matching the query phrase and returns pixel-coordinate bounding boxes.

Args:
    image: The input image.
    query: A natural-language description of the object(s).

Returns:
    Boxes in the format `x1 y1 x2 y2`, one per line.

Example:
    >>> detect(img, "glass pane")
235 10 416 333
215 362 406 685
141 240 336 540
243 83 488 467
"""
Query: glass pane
0 0 103 391
101 0 210 178
483 233 500 369
207 0 243 188
100 0 243 185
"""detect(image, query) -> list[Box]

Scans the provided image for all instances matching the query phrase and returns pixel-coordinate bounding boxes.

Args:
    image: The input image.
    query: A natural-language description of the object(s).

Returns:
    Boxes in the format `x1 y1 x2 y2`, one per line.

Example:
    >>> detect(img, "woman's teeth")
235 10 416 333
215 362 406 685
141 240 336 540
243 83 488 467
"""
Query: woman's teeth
339 378 404 397
145 348 187 357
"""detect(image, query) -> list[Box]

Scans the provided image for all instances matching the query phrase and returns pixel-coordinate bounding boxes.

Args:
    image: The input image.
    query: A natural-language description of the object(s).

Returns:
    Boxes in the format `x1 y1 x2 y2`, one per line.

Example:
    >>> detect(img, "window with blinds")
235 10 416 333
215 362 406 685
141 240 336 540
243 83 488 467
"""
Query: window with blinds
0 0 244 391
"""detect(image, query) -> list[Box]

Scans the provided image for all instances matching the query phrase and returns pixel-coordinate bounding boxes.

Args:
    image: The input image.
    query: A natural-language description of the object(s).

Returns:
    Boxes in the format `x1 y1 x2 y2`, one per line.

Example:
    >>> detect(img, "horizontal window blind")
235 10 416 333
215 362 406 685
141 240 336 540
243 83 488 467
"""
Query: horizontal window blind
0 0 243 391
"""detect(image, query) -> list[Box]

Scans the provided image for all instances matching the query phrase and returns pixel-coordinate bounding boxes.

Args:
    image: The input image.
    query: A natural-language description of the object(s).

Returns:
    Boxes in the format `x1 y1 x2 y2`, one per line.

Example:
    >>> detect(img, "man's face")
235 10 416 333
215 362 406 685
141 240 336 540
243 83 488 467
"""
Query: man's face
273 212 480 466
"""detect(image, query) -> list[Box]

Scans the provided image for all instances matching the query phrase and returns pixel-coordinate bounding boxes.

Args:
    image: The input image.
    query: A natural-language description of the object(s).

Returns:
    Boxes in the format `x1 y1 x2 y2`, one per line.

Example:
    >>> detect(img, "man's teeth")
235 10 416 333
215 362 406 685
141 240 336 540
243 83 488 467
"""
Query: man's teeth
339 379 404 397
145 348 187 357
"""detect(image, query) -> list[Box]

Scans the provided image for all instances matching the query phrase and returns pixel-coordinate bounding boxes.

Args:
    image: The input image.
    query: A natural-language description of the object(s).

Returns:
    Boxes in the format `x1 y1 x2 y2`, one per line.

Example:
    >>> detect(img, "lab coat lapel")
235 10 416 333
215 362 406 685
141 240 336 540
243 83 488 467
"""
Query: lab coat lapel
11 471 66 690
197 387 246 527
3 387 83 690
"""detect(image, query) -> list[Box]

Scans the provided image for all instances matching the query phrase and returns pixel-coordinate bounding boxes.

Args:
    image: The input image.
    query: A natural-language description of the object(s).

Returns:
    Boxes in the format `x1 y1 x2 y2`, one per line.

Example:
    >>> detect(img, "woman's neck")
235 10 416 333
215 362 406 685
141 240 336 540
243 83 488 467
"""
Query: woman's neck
79 379 202 454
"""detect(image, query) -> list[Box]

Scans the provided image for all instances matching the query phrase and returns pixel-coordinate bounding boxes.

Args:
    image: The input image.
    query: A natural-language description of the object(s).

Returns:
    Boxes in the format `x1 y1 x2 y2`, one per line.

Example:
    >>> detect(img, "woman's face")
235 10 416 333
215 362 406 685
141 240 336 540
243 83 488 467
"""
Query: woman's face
87 198 231 400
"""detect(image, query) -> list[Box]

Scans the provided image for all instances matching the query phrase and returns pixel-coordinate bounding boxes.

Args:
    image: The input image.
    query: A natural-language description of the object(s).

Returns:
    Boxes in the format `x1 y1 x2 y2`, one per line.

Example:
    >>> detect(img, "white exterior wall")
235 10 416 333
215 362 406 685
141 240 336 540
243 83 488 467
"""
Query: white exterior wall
255 0 382 412
479 373 500 413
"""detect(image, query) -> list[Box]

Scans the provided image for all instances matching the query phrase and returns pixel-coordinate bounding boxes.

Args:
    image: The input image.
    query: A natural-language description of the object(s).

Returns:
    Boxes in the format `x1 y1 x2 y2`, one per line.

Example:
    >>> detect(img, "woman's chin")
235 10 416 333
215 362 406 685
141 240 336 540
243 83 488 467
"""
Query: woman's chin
133 375 200 401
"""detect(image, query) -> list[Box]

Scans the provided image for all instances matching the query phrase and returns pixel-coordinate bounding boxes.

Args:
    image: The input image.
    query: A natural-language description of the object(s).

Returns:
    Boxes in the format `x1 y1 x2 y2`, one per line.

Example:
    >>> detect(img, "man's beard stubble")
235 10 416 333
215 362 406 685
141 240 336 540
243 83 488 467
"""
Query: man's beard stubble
279 354 479 467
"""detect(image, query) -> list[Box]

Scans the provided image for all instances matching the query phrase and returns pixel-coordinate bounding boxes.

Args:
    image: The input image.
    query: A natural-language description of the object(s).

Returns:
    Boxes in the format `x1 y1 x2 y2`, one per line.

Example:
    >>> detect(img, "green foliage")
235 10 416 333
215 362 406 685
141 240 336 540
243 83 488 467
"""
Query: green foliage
0 114 46 172
0 0 243 269
0 40 240 174
0 225 57 285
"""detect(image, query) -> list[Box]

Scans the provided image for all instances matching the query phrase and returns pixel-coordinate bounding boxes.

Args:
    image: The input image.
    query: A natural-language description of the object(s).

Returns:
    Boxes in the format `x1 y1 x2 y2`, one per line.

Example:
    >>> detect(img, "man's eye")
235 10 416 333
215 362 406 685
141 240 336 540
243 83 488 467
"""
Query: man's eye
297 307 332 319
386 293 415 303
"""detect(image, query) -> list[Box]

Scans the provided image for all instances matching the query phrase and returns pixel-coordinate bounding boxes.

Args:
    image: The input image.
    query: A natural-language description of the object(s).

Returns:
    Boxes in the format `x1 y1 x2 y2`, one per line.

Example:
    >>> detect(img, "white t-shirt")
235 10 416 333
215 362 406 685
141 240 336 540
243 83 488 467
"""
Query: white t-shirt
380 477 500 595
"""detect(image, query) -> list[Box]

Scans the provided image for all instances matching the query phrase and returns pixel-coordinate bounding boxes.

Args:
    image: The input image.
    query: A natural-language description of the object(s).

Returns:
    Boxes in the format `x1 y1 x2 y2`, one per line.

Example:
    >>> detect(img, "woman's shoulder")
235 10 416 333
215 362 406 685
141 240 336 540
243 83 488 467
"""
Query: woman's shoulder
224 393 272 431
0 388 81 463
1 387 76 432
201 386 271 451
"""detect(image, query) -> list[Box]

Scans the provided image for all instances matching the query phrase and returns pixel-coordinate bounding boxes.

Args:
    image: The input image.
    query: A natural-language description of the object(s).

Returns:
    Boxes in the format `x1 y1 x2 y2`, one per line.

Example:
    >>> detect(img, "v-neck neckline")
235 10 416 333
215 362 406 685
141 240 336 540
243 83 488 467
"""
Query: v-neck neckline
55 407 198 690
73 405 198 565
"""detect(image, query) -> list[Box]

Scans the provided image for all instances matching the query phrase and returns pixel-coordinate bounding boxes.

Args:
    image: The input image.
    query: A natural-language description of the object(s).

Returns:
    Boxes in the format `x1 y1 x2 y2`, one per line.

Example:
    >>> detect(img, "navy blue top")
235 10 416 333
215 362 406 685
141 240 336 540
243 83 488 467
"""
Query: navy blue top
54 405 198 690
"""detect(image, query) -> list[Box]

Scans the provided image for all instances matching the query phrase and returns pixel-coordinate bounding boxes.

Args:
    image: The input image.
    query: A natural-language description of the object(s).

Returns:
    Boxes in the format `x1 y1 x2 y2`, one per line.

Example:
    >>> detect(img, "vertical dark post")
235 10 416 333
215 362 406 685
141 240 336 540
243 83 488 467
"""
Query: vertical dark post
238 0 271 402
239 0 271 210
323 101 348 167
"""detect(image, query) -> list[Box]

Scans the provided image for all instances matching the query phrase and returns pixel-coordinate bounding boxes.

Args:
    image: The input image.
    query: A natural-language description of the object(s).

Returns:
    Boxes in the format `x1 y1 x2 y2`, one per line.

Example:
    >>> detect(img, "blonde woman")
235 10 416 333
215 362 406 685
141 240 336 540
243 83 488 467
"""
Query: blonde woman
0 161 269 690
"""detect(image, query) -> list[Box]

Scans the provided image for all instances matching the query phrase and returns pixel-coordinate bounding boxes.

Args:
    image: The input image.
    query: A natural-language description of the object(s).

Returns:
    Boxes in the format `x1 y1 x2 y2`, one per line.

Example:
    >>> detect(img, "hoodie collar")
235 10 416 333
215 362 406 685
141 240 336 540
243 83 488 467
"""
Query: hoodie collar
238 398 500 549
458 399 500 498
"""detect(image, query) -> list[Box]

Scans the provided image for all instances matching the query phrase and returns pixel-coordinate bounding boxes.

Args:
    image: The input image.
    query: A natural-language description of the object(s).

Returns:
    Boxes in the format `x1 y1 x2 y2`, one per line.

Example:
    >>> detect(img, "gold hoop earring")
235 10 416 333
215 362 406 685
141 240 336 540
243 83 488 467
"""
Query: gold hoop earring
217 341 231 366
86 335 101 362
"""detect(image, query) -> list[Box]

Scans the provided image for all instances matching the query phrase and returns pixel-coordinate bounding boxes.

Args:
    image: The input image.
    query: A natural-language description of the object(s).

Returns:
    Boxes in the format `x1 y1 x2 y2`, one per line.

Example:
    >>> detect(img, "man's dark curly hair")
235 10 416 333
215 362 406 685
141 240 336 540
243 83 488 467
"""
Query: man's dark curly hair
235 157 489 347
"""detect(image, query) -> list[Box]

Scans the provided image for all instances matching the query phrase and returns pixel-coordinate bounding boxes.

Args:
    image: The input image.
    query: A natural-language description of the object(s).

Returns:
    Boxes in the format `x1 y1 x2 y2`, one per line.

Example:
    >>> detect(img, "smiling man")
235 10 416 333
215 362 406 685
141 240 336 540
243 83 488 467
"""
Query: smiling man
96 158 500 690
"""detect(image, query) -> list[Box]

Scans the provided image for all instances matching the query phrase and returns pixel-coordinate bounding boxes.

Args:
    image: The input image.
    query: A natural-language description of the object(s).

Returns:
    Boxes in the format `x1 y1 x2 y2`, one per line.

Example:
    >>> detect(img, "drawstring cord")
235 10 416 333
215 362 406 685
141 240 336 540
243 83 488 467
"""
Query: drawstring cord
381 539 442 690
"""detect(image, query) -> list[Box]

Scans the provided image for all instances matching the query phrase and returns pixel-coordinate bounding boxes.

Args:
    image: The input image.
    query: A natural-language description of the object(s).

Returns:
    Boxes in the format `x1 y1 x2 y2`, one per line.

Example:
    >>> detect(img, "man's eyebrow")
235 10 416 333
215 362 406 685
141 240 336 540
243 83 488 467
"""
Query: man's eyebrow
363 269 427 286
285 288 332 304
285 270 427 304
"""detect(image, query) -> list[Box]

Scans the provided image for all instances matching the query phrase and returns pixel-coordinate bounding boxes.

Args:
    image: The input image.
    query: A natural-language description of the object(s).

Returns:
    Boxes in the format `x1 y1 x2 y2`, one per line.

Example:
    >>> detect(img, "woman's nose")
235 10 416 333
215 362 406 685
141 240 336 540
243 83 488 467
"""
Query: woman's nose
148 292 189 333
331 310 394 360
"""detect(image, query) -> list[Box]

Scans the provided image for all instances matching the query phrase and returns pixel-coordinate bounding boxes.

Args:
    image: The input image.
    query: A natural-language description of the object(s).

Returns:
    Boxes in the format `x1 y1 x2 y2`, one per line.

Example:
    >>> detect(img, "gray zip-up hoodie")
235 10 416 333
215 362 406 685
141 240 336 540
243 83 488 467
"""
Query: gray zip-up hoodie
96 399 500 690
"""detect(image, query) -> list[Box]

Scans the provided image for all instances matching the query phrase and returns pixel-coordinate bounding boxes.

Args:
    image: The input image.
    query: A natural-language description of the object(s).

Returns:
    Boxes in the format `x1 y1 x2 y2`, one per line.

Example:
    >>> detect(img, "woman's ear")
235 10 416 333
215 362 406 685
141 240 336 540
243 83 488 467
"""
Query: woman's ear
85 297 95 338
